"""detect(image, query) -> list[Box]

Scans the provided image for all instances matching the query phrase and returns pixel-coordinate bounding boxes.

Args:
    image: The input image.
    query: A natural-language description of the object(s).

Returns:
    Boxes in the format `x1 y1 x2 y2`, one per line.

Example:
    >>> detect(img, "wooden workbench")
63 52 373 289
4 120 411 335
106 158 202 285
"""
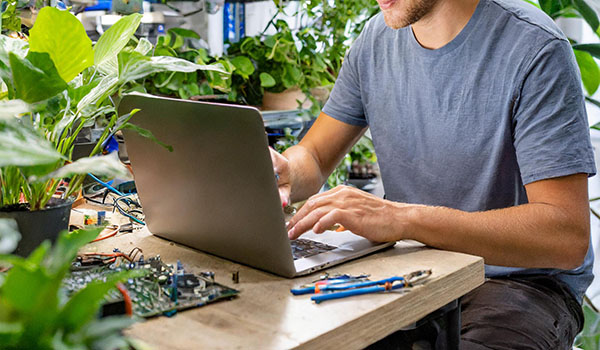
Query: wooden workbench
85 226 484 350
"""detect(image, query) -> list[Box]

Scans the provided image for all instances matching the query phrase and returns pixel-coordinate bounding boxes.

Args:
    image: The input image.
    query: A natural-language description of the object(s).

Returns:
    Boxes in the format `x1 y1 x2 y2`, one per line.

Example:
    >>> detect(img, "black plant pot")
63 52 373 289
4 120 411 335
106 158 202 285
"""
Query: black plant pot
0 198 73 257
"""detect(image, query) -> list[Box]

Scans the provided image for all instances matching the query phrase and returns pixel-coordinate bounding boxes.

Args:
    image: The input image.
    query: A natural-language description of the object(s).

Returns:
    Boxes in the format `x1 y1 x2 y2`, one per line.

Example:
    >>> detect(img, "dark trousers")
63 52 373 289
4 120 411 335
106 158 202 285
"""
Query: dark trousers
367 275 583 350
461 276 583 350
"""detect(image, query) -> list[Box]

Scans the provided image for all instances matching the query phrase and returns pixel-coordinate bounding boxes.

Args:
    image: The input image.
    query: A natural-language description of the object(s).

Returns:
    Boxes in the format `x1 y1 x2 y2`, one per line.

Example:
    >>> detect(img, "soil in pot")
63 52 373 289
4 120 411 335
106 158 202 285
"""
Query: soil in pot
0 197 73 257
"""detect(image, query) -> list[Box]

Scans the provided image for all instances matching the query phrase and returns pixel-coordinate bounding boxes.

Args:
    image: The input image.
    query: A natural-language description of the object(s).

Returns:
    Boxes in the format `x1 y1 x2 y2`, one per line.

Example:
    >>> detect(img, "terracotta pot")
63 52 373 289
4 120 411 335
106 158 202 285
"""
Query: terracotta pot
262 88 311 111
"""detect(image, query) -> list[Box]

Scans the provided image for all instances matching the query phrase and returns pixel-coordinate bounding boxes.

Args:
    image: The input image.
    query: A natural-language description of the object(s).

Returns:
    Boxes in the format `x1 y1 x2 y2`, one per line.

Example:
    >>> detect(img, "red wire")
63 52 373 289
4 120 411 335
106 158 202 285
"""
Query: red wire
116 283 133 316
92 225 120 243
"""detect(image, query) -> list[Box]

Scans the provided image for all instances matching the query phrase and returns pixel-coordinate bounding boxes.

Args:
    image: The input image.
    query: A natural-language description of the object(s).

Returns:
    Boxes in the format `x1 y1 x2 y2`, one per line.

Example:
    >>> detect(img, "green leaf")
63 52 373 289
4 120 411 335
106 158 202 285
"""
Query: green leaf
572 43 600 59
1 264 53 314
573 0 600 31
45 228 102 274
76 73 119 112
0 118 64 167
539 0 562 17
80 316 136 341
94 13 142 68
58 269 146 333
0 35 28 66
260 72 276 87
0 99 30 119
574 49 600 95
10 52 68 103
230 56 255 79
282 65 302 89
0 218 20 254
167 27 201 39
118 51 227 84
37 153 130 182
28 7 94 83
122 122 173 152
134 37 153 56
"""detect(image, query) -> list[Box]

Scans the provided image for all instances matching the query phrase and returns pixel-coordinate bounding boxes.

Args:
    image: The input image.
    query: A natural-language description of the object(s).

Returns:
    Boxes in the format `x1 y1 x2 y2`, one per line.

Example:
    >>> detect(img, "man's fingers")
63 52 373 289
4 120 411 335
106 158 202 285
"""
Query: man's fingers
288 188 344 229
288 207 330 239
313 209 346 234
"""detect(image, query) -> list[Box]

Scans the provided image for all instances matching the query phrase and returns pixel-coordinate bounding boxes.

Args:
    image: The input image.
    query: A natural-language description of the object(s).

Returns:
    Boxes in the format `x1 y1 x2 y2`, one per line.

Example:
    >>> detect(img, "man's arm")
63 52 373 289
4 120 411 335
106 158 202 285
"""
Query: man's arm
287 169 590 271
271 112 366 204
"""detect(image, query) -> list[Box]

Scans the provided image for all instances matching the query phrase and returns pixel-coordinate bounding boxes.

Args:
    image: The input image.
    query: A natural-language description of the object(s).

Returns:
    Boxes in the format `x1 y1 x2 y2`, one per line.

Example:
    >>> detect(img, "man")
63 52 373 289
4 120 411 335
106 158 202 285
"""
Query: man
270 0 596 347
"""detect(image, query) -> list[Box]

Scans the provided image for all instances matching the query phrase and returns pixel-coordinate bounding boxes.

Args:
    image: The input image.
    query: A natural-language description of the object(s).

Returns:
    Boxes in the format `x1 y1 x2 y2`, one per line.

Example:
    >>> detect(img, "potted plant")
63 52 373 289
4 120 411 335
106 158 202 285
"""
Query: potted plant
141 27 254 105
0 7 225 256
226 19 336 114
0 220 145 349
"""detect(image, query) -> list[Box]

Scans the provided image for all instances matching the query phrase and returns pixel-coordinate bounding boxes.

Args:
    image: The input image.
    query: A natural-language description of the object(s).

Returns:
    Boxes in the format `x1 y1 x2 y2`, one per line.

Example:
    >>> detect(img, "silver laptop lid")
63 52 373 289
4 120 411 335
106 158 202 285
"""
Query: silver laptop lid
119 93 297 277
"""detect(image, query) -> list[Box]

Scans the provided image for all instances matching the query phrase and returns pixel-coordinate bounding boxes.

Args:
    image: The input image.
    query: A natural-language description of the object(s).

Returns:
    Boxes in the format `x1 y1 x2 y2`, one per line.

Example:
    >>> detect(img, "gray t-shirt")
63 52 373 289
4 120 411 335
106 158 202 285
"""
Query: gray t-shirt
322 0 597 301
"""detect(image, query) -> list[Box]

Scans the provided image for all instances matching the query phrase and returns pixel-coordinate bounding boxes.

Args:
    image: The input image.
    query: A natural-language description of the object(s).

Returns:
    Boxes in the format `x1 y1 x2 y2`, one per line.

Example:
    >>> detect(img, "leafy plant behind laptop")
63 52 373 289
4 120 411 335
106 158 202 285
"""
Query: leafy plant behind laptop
0 8 225 211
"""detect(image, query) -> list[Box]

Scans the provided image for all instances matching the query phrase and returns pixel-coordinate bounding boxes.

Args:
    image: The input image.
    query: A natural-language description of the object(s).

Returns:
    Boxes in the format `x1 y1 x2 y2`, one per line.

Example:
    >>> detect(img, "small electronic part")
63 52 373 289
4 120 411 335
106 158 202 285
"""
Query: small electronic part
65 251 239 318
232 271 239 284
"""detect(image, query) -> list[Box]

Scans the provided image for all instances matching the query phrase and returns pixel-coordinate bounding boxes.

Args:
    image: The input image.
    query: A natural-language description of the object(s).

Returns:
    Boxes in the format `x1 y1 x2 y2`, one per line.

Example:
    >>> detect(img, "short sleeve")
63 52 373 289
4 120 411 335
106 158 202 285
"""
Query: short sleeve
513 38 596 185
322 29 368 127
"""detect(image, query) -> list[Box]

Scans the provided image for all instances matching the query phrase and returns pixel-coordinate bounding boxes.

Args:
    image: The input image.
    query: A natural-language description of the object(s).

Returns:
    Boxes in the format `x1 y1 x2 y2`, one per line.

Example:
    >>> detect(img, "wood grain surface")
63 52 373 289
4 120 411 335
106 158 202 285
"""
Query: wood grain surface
84 225 484 350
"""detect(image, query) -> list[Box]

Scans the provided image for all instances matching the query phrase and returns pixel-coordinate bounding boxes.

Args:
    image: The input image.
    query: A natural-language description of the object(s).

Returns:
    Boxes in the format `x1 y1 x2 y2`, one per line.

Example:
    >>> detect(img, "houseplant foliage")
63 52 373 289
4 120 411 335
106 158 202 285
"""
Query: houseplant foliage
0 223 145 349
142 27 253 103
535 0 600 106
141 22 335 115
0 7 225 211
292 0 380 75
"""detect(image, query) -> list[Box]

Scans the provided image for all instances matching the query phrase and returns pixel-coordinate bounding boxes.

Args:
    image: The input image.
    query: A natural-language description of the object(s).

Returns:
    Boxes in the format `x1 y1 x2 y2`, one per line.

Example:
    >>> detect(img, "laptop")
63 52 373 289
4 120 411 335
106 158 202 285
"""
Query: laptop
119 93 395 278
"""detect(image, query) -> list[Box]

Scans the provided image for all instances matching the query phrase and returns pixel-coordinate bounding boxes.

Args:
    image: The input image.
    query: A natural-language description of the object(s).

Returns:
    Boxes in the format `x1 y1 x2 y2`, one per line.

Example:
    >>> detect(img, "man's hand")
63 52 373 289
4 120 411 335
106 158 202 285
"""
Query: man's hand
286 185 413 242
269 147 291 207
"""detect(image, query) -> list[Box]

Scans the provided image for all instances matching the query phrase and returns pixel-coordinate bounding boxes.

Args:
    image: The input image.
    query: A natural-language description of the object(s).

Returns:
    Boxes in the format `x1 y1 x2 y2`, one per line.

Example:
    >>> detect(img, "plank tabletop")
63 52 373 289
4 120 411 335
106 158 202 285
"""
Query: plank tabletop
84 225 484 350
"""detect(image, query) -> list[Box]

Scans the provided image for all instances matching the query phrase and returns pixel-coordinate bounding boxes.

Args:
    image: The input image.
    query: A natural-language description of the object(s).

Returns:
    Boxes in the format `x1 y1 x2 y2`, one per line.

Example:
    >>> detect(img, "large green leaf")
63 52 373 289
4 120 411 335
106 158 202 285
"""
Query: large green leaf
10 52 68 103
573 0 600 32
58 269 145 333
28 7 94 83
118 51 227 84
1 264 52 314
0 118 64 167
0 219 20 254
45 228 102 274
574 49 600 95
94 13 142 68
38 153 130 182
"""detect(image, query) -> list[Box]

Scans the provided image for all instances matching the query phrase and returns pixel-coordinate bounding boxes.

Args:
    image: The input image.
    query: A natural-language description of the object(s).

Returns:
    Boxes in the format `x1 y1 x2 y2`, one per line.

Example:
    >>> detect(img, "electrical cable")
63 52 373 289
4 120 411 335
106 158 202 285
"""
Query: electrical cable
87 173 125 197
91 225 120 242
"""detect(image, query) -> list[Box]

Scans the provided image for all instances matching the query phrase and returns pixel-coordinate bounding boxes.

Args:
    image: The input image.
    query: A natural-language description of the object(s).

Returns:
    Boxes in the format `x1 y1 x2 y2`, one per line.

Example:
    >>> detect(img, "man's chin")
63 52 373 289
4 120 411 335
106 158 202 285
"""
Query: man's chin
382 13 409 29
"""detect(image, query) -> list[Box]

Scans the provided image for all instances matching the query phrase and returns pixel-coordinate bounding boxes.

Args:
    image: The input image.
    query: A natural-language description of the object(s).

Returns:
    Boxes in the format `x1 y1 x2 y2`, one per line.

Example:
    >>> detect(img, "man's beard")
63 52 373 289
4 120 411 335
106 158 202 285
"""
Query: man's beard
383 0 439 29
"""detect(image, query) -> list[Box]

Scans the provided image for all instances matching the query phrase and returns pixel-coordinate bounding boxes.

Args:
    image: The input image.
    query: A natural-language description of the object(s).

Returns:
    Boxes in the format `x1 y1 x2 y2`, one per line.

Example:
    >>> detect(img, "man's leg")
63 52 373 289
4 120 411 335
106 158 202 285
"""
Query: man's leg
461 276 584 350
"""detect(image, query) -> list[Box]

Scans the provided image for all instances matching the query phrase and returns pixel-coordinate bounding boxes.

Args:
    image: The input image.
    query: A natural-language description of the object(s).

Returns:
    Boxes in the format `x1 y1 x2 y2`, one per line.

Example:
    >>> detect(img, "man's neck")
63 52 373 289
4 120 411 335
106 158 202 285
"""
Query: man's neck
411 0 480 50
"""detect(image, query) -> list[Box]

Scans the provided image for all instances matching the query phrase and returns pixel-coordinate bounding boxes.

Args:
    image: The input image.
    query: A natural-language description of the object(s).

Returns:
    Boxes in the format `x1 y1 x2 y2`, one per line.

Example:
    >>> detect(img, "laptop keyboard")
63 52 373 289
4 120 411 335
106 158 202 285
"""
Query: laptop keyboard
290 238 337 260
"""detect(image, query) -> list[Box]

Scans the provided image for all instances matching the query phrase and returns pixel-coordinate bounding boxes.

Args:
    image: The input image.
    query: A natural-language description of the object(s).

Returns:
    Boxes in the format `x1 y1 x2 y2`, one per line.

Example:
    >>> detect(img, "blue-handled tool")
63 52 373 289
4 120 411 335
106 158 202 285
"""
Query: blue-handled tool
294 269 432 304
311 281 407 304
